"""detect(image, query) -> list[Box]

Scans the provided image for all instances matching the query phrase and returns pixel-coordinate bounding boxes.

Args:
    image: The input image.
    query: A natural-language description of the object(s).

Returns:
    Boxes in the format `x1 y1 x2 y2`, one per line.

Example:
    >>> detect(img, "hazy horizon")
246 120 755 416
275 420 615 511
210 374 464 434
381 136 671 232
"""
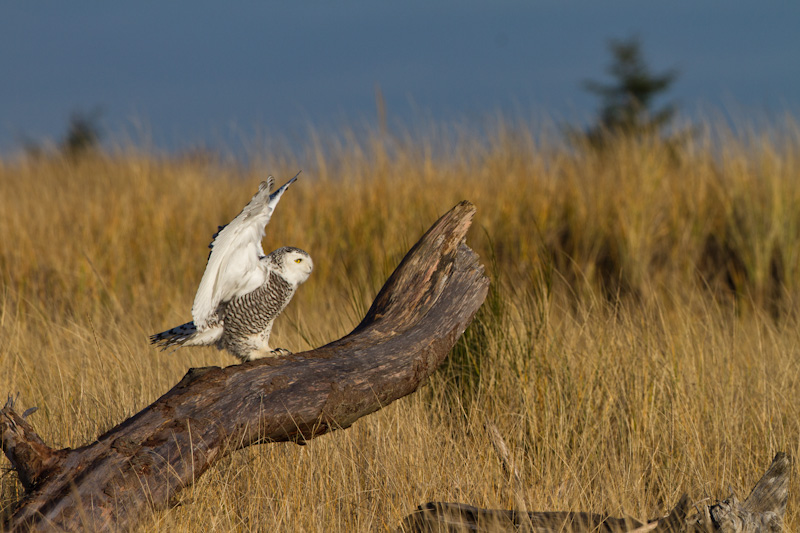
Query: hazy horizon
3 2 798 157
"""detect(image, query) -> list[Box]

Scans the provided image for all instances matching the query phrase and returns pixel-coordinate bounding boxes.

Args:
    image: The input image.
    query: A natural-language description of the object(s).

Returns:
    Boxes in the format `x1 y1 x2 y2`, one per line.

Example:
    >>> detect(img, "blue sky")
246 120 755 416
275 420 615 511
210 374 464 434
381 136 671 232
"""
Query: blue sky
2 2 798 156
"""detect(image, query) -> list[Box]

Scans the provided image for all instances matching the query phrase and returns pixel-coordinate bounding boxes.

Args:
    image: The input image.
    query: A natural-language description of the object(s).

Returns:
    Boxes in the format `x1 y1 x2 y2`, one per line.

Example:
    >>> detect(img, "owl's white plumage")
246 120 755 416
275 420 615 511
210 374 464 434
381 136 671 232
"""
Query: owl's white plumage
192 174 297 331
151 175 313 362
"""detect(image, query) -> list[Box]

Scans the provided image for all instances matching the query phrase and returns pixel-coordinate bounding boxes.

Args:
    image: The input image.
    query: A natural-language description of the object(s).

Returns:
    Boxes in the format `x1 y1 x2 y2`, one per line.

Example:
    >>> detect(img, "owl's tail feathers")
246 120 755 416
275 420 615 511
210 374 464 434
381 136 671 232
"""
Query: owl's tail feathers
150 322 222 350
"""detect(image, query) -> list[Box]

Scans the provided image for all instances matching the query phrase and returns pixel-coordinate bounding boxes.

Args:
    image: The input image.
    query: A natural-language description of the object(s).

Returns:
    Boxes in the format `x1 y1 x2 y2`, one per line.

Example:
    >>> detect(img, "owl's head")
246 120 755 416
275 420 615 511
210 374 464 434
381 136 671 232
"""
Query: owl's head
273 246 313 285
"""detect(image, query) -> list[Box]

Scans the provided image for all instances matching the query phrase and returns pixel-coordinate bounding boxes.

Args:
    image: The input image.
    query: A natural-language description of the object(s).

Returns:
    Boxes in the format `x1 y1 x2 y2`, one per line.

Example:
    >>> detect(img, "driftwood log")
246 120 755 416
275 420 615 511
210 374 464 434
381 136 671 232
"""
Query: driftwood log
1 201 489 532
400 452 791 533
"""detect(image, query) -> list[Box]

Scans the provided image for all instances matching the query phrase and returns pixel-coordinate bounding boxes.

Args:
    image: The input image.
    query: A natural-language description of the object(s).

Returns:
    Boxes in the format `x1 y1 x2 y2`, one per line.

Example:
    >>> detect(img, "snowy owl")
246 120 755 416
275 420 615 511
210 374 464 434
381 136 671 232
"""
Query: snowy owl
150 175 313 362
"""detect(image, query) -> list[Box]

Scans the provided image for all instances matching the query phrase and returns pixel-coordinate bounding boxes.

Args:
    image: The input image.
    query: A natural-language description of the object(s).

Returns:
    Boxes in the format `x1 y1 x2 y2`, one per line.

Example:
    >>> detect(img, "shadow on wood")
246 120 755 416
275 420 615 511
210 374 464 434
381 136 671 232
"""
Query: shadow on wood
1 201 489 532
399 452 791 532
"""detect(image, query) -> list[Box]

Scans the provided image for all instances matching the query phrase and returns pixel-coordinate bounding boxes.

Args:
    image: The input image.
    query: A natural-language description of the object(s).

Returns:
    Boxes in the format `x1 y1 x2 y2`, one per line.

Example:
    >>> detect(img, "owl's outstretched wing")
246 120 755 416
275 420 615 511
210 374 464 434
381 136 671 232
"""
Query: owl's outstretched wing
191 173 299 331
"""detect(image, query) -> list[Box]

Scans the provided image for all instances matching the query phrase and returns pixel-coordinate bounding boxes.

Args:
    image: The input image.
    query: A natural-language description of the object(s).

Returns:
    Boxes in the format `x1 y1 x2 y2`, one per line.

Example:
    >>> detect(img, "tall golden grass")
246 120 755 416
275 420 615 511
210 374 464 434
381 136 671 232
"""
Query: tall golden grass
2 118 800 530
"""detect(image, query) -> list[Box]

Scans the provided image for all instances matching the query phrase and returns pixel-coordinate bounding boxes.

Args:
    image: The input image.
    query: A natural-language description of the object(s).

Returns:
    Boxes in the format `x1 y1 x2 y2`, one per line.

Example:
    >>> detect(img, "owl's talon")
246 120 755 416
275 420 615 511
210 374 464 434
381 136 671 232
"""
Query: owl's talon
271 347 292 356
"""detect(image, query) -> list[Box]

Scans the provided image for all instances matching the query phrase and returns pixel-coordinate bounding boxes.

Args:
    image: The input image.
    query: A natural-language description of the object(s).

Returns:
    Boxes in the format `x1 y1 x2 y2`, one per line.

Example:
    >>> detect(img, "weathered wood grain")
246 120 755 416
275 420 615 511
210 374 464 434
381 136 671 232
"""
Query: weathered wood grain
1 201 489 532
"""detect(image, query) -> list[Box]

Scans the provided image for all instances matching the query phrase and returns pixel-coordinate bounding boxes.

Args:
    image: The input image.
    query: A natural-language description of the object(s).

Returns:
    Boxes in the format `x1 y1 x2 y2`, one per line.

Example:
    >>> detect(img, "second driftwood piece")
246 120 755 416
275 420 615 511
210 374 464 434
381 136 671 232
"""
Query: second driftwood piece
400 452 791 532
1 201 489 532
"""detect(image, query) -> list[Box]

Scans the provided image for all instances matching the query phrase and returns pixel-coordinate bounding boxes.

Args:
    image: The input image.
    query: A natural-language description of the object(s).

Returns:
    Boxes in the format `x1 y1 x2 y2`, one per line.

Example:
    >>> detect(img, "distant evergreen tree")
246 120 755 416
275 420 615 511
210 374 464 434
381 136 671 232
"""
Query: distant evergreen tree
583 36 678 144
61 109 103 158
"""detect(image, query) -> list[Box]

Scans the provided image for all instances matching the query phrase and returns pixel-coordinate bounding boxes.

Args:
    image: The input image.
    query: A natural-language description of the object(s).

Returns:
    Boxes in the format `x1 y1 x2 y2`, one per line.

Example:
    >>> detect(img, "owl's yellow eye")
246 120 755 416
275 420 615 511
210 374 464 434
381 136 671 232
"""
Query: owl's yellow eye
295 258 302 263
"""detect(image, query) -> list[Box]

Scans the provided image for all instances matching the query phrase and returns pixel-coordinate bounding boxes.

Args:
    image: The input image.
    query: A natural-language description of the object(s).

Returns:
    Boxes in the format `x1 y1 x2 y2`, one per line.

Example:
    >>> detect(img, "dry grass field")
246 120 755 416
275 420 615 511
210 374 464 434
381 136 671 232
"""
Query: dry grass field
2 119 800 531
